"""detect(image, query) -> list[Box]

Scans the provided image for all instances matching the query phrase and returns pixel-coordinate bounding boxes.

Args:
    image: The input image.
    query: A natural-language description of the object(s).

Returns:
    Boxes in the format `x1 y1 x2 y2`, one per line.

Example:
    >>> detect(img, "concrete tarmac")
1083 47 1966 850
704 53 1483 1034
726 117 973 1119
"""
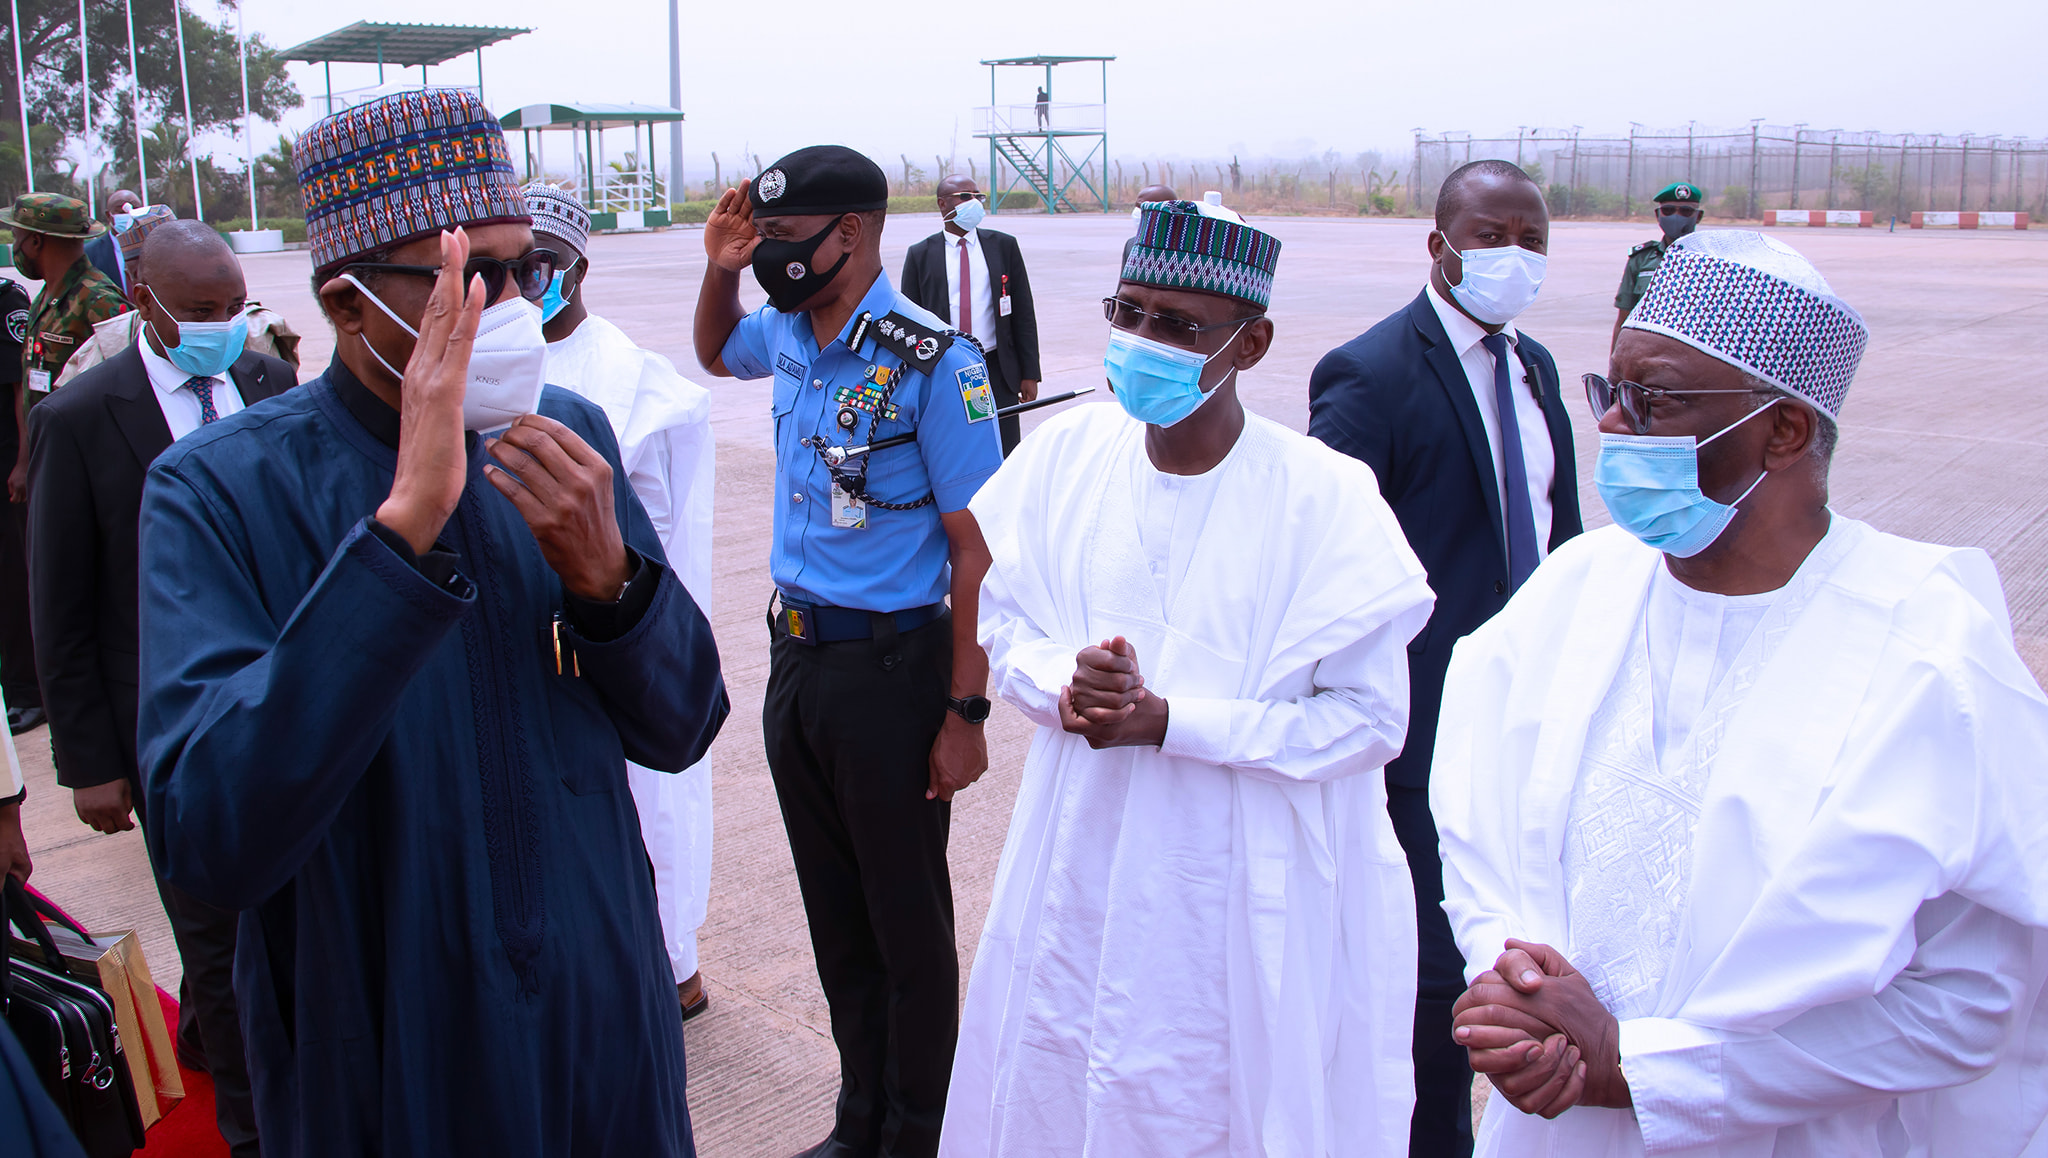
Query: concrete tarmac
15 214 2046 1154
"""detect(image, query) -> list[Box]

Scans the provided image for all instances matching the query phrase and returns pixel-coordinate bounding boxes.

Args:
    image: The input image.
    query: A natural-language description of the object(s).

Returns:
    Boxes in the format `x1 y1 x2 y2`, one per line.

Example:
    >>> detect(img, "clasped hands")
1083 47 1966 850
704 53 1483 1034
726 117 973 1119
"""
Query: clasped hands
1058 636 1168 749
1452 938 1632 1119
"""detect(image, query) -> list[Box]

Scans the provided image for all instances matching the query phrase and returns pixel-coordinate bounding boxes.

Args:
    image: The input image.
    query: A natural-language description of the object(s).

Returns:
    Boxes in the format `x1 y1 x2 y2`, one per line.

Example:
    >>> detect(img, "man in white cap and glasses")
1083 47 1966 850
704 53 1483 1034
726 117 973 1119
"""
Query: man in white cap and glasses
1430 230 2048 1156
523 181 718 1022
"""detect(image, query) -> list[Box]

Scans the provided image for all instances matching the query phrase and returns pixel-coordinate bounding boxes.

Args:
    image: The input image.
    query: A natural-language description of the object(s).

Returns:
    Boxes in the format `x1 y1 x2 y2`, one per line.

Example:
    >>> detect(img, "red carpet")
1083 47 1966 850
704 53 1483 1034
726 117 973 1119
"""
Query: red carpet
136 990 229 1157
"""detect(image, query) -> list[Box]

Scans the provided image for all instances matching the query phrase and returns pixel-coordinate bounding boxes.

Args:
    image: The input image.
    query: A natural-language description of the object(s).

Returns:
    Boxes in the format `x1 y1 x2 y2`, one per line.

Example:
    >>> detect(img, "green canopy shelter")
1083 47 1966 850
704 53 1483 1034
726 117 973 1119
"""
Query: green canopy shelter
282 21 530 113
501 103 688 231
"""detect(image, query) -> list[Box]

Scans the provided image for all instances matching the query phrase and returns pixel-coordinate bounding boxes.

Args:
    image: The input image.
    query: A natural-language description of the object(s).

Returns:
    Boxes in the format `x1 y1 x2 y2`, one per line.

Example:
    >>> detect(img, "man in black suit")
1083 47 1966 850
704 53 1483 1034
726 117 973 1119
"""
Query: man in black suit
27 221 291 1158
80 188 143 290
1307 160 1581 1158
900 174 1041 454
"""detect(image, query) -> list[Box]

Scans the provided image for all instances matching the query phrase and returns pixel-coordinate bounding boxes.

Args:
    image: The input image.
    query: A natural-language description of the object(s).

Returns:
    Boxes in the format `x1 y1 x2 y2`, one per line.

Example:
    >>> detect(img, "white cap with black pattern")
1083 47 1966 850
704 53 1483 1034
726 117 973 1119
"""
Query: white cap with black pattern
522 181 591 256
1623 230 1868 419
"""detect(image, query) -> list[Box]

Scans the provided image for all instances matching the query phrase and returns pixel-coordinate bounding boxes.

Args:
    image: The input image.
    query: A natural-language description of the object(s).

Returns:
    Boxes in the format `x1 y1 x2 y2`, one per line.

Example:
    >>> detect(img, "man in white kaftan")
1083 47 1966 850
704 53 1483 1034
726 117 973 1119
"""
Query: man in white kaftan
1431 230 2048 1157
527 184 718 1010
944 200 1435 1158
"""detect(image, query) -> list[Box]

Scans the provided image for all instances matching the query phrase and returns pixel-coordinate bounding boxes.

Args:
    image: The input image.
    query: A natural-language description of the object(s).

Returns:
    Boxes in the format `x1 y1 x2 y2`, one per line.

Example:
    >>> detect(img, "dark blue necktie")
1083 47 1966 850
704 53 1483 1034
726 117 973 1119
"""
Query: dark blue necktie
185 375 221 425
1481 333 1540 590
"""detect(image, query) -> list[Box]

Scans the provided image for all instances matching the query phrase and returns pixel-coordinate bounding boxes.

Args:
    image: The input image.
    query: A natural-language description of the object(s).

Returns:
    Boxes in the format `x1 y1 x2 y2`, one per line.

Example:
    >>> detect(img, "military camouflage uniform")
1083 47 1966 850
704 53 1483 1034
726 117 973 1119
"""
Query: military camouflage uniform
1614 238 1666 315
22 256 128 404
1 192 128 406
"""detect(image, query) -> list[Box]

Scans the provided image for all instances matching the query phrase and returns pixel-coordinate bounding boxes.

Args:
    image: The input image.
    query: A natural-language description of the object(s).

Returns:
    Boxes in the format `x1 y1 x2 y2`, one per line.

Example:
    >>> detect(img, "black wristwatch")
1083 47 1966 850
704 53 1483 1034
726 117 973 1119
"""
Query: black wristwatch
947 695 992 724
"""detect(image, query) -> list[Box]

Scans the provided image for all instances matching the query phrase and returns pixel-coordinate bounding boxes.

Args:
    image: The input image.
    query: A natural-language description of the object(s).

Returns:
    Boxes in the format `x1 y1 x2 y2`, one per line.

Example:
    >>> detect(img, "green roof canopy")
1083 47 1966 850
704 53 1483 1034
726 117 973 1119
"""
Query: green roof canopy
980 55 1116 66
282 22 529 68
501 103 688 131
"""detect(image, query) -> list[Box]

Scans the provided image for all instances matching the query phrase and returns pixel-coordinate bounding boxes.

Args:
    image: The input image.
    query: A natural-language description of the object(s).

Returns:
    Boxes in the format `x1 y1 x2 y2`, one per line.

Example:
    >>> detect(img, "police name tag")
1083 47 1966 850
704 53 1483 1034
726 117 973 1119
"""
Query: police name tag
957 363 996 424
830 482 867 529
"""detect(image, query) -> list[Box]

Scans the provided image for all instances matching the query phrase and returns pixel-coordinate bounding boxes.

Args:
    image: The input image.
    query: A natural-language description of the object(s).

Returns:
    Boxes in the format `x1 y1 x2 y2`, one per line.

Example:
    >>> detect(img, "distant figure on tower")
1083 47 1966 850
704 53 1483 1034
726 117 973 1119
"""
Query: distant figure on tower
1034 86 1049 129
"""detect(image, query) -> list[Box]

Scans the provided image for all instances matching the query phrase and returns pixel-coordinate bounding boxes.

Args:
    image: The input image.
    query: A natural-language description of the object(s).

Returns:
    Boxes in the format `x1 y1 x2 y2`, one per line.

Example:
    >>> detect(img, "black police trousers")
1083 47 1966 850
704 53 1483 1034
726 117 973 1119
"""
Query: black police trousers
764 609 957 1158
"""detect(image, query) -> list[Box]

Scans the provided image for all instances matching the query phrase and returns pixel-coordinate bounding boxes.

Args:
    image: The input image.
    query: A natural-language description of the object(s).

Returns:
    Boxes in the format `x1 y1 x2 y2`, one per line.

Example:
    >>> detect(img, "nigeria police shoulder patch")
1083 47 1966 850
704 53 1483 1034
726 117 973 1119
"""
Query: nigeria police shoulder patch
5 308 26 346
870 311 954 368
957 362 995 424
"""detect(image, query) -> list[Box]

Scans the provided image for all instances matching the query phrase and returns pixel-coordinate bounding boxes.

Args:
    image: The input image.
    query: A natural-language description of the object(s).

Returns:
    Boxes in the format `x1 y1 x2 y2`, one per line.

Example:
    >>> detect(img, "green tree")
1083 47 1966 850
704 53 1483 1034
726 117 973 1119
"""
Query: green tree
1 0 301 207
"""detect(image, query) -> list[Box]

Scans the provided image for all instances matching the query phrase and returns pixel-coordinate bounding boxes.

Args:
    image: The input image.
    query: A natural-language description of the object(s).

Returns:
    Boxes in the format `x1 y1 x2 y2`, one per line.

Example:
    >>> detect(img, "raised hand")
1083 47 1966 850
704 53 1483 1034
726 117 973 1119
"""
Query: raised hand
482 414 633 602
1059 637 1168 748
704 180 759 273
375 228 487 555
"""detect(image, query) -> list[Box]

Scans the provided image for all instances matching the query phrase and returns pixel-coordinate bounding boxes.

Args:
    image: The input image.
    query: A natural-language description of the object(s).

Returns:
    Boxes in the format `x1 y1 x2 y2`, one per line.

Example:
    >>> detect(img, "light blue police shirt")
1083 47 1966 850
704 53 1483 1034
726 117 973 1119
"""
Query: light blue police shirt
720 271 1003 612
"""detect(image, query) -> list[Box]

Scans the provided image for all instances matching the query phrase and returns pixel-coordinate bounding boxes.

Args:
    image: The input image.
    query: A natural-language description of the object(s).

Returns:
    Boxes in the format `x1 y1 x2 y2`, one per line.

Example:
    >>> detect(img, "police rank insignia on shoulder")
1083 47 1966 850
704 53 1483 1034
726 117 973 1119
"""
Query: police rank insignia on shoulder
1630 240 1659 254
871 312 953 368
957 362 996 424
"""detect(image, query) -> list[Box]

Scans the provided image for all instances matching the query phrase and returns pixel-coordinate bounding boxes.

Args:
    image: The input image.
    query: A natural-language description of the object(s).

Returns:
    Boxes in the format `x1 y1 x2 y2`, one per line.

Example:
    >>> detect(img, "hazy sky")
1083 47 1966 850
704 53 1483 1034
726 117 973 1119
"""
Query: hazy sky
228 0 2039 182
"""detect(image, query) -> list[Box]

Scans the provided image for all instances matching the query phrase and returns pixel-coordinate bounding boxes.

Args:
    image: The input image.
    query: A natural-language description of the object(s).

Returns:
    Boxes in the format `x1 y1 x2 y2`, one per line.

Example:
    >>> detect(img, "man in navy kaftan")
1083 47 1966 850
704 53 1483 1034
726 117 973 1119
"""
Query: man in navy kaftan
136 354 726 1154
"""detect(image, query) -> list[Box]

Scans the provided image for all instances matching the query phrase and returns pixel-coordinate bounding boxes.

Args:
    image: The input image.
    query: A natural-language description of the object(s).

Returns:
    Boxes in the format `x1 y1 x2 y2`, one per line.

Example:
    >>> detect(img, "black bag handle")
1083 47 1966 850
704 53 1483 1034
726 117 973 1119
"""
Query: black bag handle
4 875 68 977
17 884 94 946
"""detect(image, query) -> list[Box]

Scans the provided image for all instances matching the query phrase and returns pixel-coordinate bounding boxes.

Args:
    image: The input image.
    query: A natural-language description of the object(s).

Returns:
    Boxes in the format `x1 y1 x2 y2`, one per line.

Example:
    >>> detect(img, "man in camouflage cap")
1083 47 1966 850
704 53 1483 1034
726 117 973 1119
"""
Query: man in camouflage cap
1611 181 1704 347
1 193 129 409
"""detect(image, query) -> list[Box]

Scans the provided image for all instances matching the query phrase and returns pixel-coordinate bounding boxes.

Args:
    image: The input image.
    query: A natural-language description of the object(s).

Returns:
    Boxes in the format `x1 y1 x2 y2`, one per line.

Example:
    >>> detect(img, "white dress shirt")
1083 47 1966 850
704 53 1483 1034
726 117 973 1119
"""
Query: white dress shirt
943 227 999 351
139 326 247 441
1426 284 1554 557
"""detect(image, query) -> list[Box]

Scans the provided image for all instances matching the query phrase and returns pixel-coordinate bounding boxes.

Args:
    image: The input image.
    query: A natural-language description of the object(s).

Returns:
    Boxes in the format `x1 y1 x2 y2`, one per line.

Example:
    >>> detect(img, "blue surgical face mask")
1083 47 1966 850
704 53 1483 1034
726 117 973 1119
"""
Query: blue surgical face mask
1440 232 1547 325
1595 398 1780 558
540 269 575 323
143 286 249 378
1103 324 1244 428
948 197 987 233
112 211 137 234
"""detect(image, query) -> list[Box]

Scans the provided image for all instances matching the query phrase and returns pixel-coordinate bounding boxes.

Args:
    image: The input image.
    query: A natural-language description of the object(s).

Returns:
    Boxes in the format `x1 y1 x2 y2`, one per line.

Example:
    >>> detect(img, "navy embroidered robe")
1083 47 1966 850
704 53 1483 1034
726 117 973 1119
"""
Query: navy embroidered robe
136 362 728 1156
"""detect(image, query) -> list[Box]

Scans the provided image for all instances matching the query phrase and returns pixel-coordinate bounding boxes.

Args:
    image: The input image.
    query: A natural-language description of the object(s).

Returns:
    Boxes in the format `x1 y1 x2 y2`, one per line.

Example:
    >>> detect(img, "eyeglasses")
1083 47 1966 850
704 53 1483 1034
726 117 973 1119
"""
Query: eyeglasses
1101 296 1262 348
1657 204 1701 218
344 249 560 304
1583 373 1760 435
947 191 989 203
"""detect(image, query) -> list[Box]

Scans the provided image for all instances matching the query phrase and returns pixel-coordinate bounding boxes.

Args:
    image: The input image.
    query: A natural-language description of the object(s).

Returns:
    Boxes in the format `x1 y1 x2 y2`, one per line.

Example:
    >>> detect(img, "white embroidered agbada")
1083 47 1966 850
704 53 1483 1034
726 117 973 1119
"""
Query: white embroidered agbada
943 402 1435 1158
545 313 716 981
1432 520 2048 1158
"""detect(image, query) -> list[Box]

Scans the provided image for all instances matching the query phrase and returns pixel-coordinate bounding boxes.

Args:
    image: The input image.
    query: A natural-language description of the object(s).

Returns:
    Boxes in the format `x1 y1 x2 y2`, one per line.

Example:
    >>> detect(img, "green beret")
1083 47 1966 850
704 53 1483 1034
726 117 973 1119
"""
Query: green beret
1654 182 1704 205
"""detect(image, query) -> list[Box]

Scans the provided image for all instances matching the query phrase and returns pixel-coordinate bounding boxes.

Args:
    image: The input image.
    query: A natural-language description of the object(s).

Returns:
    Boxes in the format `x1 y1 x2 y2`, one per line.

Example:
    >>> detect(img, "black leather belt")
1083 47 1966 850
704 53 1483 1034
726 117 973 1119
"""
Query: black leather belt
773 592 945 646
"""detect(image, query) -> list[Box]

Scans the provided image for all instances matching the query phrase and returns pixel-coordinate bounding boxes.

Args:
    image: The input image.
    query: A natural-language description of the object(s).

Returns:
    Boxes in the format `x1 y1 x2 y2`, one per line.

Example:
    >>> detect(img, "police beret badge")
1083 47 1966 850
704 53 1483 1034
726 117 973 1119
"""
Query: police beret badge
758 169 788 202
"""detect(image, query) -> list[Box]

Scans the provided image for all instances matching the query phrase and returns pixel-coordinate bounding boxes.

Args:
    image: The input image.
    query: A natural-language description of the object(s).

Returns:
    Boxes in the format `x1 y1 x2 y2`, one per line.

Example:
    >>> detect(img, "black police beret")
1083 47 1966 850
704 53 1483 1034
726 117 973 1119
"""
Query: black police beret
750 146 890 217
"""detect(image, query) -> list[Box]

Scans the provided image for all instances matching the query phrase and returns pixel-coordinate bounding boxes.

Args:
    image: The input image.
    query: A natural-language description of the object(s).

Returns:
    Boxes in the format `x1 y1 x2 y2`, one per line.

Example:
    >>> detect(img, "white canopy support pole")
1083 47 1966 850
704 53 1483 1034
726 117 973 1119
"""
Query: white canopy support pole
78 0 93 215
123 0 146 204
667 0 682 207
9 0 32 191
236 0 255 228
171 0 202 219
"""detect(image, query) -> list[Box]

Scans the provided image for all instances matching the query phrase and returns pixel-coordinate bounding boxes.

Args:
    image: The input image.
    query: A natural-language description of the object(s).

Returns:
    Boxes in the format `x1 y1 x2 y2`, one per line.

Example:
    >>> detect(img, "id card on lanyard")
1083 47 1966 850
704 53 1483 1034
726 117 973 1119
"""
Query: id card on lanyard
998 273 1013 317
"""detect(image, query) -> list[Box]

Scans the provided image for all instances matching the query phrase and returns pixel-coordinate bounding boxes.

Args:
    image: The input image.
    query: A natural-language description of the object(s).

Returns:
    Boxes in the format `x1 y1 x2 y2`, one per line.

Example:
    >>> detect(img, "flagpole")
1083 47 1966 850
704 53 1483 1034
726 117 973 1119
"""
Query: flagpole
78 0 93 215
170 0 202 219
124 0 147 204
9 0 32 191
236 0 255 227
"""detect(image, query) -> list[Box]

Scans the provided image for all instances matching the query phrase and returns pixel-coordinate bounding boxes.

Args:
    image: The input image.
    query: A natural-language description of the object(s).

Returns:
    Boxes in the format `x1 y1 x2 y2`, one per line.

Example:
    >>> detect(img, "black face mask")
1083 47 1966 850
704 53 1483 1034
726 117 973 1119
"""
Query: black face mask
751 217 851 312
1659 211 1698 242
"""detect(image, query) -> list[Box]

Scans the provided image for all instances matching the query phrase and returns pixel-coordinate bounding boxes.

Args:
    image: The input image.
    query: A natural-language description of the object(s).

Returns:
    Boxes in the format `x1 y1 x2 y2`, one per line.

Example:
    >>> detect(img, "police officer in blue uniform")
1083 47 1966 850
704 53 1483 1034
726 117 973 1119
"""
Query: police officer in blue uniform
692 145 1002 1158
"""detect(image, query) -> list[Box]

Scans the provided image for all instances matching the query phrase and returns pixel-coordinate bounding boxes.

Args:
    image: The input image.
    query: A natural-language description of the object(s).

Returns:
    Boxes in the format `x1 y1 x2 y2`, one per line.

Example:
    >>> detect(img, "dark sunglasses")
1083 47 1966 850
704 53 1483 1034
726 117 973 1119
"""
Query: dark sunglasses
1583 373 1759 435
346 249 560 304
1657 204 1701 218
1102 296 1262 348
948 191 989 203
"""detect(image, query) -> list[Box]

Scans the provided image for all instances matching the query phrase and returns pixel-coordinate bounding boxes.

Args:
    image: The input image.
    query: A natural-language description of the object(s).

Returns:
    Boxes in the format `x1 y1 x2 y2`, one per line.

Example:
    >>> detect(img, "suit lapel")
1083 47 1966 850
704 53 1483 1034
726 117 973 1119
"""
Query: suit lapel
923 236 952 325
103 347 173 470
1536 357 1582 545
229 352 283 404
1408 292 1506 558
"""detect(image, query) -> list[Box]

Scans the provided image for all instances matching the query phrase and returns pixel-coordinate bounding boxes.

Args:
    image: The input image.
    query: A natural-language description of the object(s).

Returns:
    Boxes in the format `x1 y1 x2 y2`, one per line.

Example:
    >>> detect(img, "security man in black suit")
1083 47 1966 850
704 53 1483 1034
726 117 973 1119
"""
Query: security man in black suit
1307 159 1582 1158
27 221 292 1158
900 175 1041 454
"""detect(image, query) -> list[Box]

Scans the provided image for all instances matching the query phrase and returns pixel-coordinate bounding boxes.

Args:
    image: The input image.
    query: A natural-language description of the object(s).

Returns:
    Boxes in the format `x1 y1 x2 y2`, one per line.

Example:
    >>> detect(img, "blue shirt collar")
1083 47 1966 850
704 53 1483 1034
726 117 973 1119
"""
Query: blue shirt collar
827 270 902 356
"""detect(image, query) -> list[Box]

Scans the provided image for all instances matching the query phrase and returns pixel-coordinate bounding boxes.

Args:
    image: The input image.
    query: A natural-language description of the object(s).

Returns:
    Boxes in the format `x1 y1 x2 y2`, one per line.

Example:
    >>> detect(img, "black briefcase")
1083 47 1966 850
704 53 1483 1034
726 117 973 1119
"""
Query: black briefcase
3 877 147 1156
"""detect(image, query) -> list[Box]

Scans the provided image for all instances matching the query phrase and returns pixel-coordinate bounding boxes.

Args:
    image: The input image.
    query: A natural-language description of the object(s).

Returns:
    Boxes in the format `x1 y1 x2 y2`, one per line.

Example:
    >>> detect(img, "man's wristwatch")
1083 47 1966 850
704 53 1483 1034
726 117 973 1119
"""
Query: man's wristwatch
947 695 992 724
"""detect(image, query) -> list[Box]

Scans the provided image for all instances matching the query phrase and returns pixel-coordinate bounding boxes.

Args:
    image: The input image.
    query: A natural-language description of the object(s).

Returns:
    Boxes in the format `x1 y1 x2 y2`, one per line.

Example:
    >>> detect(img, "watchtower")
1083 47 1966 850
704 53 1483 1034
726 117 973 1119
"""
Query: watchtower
975 55 1114 214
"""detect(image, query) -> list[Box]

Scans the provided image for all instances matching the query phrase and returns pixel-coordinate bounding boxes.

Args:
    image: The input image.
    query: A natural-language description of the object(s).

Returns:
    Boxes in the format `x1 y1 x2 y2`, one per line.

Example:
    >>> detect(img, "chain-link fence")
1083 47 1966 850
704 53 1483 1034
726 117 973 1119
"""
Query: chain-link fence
1412 124 2048 221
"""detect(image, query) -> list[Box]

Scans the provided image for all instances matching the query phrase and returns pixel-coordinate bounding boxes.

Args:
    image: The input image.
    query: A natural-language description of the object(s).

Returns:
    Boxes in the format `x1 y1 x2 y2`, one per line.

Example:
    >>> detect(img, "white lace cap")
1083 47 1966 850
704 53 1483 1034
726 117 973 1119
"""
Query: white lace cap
1623 229 1868 418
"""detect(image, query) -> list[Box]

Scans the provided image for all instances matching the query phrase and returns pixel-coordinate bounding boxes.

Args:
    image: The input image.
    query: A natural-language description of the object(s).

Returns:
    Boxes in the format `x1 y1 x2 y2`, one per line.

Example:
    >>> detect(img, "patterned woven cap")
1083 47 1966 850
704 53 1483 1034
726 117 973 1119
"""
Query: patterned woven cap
116 205 177 266
522 181 590 255
1623 230 1867 418
1120 199 1281 309
294 89 529 277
